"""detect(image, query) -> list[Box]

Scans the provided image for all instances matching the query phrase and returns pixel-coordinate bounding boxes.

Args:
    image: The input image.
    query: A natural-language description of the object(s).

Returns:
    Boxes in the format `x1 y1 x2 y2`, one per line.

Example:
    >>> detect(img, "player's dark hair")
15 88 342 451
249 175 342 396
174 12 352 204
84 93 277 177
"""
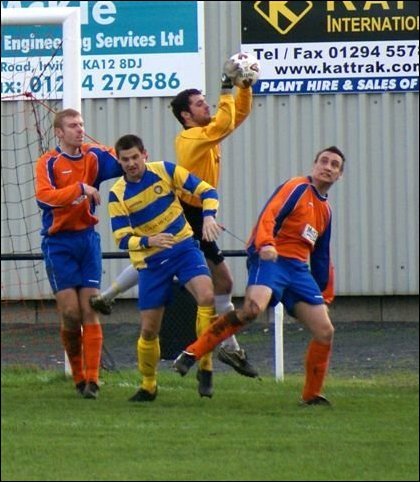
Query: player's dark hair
115 134 145 157
315 146 346 170
170 88 201 126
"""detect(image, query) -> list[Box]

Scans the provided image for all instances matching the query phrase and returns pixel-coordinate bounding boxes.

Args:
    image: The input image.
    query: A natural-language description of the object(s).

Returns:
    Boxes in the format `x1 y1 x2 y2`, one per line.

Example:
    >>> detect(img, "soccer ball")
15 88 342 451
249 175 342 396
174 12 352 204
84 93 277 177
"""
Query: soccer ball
230 52 261 88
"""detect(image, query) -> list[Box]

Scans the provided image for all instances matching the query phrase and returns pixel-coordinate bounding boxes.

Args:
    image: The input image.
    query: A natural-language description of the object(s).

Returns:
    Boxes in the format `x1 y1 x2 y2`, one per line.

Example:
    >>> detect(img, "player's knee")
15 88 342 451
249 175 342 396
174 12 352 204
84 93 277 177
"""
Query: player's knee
242 299 261 322
213 277 233 294
316 322 335 344
195 288 214 307
212 263 233 294
222 275 234 294
326 323 335 341
61 307 82 329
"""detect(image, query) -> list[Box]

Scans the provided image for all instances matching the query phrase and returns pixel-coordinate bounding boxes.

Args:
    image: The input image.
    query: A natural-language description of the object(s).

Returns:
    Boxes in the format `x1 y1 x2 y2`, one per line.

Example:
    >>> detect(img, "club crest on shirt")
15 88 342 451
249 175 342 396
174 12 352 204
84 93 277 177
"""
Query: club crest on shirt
302 224 318 245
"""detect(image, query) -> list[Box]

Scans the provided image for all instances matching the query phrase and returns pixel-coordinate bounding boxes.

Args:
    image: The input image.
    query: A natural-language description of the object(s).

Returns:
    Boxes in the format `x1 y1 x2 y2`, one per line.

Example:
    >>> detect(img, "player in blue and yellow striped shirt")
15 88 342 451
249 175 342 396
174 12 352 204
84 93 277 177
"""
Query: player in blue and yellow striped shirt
109 134 221 401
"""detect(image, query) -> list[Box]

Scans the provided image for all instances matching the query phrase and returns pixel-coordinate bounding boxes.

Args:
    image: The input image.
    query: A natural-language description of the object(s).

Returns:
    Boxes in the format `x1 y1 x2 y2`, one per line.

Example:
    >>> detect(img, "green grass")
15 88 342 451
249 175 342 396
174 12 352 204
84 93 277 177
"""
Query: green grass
1 368 418 481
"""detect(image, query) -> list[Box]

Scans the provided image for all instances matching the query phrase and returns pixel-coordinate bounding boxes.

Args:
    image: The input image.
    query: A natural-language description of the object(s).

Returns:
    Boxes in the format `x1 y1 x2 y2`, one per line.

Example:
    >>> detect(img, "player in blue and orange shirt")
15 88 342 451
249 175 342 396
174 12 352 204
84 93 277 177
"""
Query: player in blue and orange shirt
174 146 345 406
35 108 123 399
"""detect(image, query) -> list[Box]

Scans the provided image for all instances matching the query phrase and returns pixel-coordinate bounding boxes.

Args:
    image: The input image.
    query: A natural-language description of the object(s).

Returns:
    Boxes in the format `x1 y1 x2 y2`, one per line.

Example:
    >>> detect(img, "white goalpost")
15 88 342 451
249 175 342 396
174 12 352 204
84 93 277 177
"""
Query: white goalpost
1 6 81 110
2 6 81 375
271 303 284 381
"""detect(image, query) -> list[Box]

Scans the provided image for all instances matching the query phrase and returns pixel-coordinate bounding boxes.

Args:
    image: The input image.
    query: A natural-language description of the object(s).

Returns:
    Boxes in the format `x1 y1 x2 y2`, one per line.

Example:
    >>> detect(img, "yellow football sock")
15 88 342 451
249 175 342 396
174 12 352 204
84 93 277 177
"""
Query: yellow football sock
195 305 215 371
137 336 160 393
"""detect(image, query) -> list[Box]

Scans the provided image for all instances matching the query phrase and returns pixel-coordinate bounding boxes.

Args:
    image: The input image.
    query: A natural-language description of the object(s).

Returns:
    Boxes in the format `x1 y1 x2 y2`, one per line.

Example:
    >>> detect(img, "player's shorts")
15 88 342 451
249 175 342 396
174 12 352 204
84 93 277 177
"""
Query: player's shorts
138 238 211 310
180 200 225 265
41 228 102 294
247 254 325 316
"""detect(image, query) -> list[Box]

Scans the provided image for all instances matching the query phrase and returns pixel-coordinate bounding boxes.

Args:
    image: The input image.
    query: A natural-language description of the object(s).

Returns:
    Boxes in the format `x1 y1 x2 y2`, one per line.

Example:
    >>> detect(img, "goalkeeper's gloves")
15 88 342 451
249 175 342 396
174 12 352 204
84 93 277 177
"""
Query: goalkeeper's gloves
221 73 234 89
221 58 240 90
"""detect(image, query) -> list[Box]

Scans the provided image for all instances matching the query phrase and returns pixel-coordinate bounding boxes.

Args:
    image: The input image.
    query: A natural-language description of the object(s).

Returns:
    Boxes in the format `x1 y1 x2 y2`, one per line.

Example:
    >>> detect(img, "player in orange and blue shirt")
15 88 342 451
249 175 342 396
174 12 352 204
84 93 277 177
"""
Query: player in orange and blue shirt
246 174 335 306
174 146 345 406
35 108 123 399
36 143 121 236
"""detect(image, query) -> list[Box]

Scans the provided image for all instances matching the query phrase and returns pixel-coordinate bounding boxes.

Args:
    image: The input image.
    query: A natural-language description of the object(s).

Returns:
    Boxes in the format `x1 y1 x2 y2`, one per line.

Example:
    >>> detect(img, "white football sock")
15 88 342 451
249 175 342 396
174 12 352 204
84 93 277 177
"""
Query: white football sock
101 264 138 300
215 294 240 351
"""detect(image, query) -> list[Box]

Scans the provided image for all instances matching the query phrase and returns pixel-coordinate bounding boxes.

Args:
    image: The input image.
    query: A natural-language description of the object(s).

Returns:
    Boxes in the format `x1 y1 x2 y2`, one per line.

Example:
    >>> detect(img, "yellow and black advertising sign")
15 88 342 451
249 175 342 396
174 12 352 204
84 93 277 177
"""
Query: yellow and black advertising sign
241 1 419 94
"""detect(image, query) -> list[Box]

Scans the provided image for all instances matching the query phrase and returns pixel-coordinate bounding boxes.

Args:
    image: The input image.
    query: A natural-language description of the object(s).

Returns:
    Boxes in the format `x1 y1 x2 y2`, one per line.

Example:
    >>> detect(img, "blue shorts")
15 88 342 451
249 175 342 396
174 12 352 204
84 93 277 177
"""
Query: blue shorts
247 255 325 316
138 241 210 310
41 228 102 294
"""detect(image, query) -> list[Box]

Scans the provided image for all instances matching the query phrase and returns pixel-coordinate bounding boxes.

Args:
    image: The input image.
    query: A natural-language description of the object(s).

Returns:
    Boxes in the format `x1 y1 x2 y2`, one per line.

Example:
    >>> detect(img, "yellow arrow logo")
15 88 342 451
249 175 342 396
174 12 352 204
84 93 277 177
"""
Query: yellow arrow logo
254 1 313 35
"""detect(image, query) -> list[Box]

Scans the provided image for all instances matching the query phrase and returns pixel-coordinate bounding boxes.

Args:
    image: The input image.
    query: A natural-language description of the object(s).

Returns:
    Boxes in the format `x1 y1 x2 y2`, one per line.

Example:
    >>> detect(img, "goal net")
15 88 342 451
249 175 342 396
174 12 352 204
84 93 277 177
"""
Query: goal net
1 93 59 301
1 7 82 368
1 7 284 379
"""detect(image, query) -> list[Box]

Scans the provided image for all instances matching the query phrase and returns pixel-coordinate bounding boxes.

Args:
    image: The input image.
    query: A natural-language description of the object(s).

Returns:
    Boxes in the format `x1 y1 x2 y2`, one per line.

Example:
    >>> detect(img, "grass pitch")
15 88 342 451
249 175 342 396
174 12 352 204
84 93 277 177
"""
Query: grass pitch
1 367 418 481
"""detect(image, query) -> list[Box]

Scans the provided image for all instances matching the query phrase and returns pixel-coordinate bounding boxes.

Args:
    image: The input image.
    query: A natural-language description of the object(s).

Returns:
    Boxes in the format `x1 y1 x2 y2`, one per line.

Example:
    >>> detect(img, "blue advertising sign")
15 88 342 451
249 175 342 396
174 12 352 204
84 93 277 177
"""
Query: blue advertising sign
1 1 205 98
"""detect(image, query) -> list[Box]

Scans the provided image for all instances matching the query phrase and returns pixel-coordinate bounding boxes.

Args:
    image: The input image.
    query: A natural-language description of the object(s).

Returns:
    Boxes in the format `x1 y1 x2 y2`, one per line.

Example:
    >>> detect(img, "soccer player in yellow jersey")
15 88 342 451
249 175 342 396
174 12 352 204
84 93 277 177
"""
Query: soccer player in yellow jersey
109 134 221 401
168 63 259 395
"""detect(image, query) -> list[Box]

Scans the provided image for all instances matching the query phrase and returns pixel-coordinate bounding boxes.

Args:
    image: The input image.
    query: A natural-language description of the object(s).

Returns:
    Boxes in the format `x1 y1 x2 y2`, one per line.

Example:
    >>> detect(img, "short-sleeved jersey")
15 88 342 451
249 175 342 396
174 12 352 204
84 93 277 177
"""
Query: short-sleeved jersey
35 143 122 236
108 161 219 270
175 88 252 207
247 176 335 302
